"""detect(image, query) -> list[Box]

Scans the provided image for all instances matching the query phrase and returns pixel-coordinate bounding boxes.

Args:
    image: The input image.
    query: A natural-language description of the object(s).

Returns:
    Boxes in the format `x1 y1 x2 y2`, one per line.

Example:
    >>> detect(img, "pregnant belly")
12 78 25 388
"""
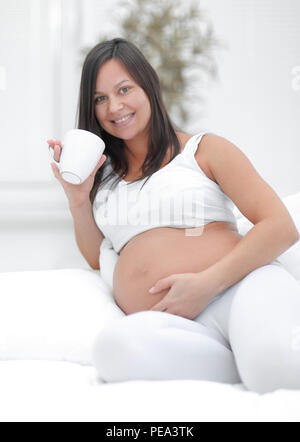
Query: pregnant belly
113 222 242 314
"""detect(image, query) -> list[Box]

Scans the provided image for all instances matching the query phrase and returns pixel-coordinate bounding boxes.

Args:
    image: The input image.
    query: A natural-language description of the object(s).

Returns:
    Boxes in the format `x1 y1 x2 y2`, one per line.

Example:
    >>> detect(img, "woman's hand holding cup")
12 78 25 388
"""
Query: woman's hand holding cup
47 130 106 208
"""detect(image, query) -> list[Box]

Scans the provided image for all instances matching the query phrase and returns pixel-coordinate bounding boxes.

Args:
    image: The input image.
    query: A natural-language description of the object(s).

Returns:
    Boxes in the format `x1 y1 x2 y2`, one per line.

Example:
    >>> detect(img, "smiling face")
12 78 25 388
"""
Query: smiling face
94 59 152 143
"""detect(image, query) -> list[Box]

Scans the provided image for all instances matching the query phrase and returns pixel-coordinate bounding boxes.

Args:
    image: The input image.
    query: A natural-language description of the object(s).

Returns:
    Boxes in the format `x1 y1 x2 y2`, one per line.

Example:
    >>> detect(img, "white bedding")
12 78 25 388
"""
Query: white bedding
1 360 300 422
1 191 300 422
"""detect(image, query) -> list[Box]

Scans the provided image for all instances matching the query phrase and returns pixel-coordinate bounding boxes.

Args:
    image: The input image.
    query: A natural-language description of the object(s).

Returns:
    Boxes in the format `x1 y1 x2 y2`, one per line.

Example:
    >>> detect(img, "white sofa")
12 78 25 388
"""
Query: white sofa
1 192 300 422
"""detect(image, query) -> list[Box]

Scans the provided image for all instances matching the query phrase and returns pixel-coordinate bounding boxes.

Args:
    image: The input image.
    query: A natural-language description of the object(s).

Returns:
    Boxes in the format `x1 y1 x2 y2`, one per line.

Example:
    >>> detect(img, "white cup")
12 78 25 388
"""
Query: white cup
57 129 105 184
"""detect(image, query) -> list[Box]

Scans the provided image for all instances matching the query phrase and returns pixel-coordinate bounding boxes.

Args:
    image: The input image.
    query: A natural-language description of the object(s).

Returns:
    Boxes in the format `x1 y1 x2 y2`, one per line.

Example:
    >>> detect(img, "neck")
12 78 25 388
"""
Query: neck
123 130 185 172
124 133 149 169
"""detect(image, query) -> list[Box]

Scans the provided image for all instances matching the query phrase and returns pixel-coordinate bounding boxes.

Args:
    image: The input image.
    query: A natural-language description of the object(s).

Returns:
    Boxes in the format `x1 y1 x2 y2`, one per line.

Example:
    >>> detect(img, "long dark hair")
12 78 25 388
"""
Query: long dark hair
77 38 181 204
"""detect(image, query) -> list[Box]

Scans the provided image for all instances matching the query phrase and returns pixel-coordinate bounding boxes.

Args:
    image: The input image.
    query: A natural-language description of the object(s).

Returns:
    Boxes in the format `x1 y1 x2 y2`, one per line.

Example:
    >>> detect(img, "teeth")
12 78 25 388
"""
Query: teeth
114 114 133 123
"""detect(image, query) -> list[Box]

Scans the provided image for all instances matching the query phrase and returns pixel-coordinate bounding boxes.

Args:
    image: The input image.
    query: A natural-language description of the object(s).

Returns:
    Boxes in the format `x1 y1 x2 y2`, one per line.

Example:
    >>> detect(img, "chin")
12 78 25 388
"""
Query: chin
111 128 141 141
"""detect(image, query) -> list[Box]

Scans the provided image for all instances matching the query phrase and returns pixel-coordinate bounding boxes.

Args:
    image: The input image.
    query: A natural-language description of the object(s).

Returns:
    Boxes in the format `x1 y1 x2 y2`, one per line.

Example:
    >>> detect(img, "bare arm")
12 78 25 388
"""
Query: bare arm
47 138 106 271
70 200 104 270
197 135 299 293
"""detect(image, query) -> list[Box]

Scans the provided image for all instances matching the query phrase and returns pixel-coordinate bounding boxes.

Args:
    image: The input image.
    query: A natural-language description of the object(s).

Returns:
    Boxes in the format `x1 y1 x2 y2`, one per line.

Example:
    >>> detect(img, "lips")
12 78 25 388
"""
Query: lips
111 113 135 127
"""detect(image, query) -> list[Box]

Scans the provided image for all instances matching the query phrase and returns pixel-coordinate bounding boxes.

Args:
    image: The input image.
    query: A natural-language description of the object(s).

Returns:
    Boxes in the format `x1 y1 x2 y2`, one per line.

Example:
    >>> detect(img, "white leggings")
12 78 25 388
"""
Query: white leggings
92 262 300 394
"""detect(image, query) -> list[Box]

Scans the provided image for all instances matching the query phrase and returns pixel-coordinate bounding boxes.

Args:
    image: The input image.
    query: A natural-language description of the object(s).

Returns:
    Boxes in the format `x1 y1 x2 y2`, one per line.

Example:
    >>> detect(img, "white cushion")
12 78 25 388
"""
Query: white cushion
0 269 124 365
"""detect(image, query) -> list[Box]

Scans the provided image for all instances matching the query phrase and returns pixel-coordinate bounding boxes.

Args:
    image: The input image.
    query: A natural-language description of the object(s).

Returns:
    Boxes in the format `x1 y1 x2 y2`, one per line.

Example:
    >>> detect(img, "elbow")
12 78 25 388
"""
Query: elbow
89 259 100 271
285 220 300 247
291 229 300 245
90 263 100 271
273 217 299 251
281 214 300 246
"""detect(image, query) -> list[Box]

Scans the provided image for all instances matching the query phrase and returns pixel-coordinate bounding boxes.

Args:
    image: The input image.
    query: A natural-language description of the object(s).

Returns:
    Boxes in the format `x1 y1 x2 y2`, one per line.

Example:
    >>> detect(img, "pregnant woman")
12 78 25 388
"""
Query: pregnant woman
48 38 300 394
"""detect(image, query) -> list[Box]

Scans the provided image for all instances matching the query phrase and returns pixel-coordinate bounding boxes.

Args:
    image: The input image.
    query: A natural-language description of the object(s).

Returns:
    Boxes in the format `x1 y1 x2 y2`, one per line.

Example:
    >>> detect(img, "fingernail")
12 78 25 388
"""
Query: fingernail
149 287 156 293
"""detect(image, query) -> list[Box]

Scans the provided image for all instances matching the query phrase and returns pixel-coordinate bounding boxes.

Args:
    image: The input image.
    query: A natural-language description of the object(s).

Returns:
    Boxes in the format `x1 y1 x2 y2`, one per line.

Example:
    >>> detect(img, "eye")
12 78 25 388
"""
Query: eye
95 96 106 104
120 87 130 94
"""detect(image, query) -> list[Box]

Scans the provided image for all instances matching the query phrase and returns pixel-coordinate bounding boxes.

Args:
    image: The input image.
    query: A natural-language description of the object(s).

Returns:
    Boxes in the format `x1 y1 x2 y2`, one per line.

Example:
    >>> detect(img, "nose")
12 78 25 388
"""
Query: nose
108 96 124 114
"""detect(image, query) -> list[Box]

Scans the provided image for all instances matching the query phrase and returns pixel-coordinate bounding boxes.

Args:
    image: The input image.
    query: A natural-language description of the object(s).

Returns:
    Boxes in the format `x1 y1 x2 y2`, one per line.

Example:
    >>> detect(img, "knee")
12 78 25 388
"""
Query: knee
229 264 300 393
236 341 300 394
92 311 166 382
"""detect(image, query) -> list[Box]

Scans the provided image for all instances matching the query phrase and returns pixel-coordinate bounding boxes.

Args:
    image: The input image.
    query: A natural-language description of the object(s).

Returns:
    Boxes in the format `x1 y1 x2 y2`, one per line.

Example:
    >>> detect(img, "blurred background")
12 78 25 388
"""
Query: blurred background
1 0 299 273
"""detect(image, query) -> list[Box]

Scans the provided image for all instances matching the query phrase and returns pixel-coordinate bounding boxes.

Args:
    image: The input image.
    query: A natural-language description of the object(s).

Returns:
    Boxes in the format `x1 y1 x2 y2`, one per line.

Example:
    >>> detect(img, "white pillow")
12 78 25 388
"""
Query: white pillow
0 269 125 365
236 191 300 280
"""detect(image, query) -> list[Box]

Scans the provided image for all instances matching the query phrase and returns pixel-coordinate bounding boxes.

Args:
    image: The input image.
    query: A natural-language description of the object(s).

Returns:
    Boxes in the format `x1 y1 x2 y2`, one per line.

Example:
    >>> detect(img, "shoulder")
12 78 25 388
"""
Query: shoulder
194 134 222 183
195 134 248 184
195 134 297 228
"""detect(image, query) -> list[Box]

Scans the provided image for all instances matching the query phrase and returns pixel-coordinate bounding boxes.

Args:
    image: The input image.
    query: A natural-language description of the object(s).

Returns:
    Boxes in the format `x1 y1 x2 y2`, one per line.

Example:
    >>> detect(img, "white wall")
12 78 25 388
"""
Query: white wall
197 0 300 198
0 0 89 272
1 0 300 272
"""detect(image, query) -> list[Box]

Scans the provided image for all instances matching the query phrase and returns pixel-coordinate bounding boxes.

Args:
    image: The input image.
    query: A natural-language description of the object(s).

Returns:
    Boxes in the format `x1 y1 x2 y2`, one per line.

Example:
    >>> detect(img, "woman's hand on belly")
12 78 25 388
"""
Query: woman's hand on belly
113 225 242 315
113 262 171 314
149 271 222 320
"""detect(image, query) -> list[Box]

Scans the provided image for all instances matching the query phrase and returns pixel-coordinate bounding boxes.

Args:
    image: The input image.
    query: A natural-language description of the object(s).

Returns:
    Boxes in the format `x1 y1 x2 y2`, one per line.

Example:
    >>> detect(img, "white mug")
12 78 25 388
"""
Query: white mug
56 129 105 184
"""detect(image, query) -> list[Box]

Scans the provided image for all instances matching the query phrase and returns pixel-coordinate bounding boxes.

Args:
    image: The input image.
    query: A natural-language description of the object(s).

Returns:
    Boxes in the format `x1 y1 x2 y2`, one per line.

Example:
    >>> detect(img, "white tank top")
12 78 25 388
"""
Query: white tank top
93 132 237 254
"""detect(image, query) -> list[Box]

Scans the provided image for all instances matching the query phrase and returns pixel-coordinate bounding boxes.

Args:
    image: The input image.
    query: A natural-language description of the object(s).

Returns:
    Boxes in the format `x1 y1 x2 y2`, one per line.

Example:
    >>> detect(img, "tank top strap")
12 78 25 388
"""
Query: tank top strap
182 131 216 157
